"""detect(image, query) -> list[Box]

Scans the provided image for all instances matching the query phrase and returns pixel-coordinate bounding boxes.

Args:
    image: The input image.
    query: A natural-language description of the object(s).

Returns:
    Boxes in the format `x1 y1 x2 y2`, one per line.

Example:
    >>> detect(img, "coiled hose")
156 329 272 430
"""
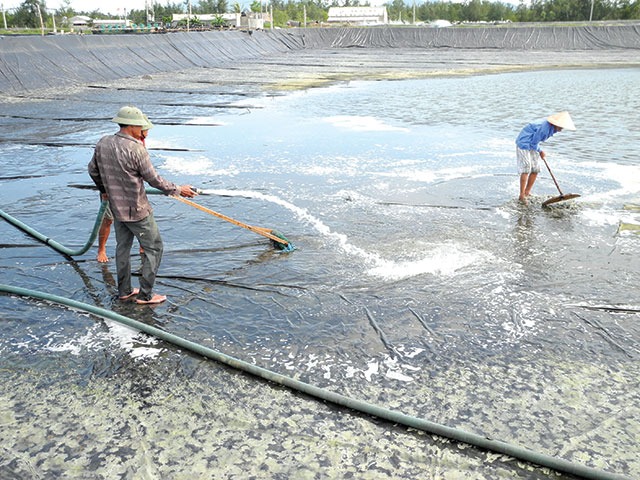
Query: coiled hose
0 200 107 257
0 203 630 480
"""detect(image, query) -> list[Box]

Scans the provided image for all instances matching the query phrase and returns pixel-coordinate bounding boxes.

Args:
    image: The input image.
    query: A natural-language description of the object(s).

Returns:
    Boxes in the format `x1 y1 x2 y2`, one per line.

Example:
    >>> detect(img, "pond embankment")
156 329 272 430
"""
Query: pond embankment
1 25 639 94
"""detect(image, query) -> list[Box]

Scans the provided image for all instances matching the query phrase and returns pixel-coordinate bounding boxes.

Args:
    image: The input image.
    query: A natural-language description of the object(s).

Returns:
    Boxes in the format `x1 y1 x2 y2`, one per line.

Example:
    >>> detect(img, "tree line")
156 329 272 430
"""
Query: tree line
3 0 639 30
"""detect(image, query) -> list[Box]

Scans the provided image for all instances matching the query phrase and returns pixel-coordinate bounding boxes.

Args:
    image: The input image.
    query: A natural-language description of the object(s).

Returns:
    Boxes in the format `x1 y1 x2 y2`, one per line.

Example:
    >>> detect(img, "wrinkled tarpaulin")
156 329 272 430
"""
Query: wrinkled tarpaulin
1 25 639 93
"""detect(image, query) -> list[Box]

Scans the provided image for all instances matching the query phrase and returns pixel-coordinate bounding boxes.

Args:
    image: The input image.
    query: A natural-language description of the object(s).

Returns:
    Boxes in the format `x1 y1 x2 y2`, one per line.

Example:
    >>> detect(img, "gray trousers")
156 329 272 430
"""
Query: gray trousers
114 213 163 301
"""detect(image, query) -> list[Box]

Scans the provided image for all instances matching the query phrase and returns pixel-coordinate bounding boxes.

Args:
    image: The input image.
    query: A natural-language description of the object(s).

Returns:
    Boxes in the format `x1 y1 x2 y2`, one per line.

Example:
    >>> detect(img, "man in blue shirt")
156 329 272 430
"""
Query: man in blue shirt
516 111 576 203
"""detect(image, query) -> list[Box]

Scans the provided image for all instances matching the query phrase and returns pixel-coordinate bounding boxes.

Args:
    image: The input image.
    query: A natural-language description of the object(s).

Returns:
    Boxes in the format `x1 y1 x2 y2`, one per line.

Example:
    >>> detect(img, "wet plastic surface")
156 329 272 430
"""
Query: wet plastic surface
1 35 640 479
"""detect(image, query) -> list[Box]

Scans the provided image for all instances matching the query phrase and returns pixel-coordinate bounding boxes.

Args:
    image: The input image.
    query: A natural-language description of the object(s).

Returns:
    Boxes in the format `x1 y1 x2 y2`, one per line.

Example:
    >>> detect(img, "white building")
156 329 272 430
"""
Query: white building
172 13 266 29
92 19 132 27
68 15 91 28
326 7 388 25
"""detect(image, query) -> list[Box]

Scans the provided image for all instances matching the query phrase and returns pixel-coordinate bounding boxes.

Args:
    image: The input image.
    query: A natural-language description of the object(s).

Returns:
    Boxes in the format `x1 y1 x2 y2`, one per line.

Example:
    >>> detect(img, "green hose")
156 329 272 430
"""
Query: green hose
0 284 629 480
0 194 629 479
0 200 107 257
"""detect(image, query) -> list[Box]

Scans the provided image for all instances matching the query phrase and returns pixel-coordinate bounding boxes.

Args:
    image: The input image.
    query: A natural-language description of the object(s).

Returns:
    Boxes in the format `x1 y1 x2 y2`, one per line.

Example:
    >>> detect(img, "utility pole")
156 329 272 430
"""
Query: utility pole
35 3 44 36
187 0 192 32
589 0 595 21
2 4 7 30
147 0 154 23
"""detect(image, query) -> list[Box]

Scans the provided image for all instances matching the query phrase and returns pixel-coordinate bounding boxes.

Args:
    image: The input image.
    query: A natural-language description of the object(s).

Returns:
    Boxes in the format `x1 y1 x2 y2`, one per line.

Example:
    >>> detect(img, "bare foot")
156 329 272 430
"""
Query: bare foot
97 251 109 263
135 293 167 305
119 288 140 301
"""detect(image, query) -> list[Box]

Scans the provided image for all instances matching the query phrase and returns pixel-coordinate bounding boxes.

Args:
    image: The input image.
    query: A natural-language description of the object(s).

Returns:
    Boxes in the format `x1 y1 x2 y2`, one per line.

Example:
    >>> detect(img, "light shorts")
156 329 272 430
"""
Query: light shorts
516 147 541 174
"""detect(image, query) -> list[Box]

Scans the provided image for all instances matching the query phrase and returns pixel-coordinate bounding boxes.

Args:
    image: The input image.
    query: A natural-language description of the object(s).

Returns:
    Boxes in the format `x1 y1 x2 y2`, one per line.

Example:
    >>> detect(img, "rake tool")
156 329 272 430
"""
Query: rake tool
68 184 295 252
172 194 295 252
540 156 581 207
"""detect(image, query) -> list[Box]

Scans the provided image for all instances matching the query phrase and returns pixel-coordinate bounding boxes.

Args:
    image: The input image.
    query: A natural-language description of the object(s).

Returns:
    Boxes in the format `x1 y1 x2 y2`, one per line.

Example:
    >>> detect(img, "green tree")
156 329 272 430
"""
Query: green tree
154 2 187 23
56 0 74 19
217 0 229 13
203 0 229 12
618 0 640 19
136 1 189 25
212 13 227 25
196 0 215 12
12 0 45 28
304 0 328 22
463 0 490 21
387 0 406 22
250 0 262 12
272 7 288 25
177 14 202 26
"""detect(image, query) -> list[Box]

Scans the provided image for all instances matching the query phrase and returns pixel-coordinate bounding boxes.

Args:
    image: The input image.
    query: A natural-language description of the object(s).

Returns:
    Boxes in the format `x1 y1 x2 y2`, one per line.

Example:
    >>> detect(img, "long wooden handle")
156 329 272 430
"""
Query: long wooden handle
171 195 289 245
541 156 564 196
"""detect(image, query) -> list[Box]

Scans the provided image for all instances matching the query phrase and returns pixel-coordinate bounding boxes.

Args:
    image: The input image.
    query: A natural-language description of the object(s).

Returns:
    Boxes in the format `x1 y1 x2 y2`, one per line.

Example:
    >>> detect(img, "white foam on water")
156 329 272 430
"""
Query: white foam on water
578 161 640 202
145 138 190 151
43 321 161 360
383 358 415 382
362 359 379 381
302 157 362 177
203 188 490 280
375 164 489 184
293 352 420 383
185 116 225 125
485 136 514 151
396 345 425 359
159 155 239 177
368 244 491 280
323 115 409 132
581 208 629 227
378 168 438 183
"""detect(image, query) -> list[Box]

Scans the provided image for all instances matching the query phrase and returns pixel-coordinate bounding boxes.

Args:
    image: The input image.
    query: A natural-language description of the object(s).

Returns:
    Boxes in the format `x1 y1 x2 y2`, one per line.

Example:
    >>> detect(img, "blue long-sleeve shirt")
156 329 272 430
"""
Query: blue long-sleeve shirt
515 119 556 152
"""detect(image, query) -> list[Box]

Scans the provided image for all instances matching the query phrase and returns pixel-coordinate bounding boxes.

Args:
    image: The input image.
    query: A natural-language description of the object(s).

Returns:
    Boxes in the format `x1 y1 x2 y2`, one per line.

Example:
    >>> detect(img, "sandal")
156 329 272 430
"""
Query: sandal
135 294 167 305
118 288 140 301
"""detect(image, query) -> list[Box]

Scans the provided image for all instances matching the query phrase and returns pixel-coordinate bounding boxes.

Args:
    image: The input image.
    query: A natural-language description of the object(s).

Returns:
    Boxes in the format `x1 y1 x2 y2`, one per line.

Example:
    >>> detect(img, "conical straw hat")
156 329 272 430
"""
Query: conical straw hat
547 111 576 131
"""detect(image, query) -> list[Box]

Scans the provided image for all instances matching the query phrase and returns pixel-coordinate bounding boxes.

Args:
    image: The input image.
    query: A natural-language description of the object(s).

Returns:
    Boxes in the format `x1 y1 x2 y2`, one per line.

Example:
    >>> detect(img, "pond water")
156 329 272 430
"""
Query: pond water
1 67 639 478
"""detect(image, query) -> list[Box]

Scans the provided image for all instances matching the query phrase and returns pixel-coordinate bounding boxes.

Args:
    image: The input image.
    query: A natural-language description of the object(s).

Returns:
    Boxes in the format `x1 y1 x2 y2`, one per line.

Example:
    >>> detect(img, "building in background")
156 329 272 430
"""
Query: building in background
69 15 91 31
171 13 266 29
326 7 388 26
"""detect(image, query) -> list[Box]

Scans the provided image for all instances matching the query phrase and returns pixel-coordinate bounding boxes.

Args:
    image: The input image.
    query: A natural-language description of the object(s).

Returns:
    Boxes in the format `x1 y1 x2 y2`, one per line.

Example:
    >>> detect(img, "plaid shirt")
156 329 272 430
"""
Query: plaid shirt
88 132 178 222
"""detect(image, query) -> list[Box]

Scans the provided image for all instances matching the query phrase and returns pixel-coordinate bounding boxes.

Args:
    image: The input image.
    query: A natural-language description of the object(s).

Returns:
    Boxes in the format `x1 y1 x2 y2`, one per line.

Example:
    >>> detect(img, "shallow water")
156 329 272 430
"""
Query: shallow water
1 67 640 478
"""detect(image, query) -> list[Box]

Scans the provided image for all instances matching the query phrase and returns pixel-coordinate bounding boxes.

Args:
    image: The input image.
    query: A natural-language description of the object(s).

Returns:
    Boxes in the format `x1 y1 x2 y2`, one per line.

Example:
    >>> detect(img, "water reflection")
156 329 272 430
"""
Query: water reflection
514 204 537 261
